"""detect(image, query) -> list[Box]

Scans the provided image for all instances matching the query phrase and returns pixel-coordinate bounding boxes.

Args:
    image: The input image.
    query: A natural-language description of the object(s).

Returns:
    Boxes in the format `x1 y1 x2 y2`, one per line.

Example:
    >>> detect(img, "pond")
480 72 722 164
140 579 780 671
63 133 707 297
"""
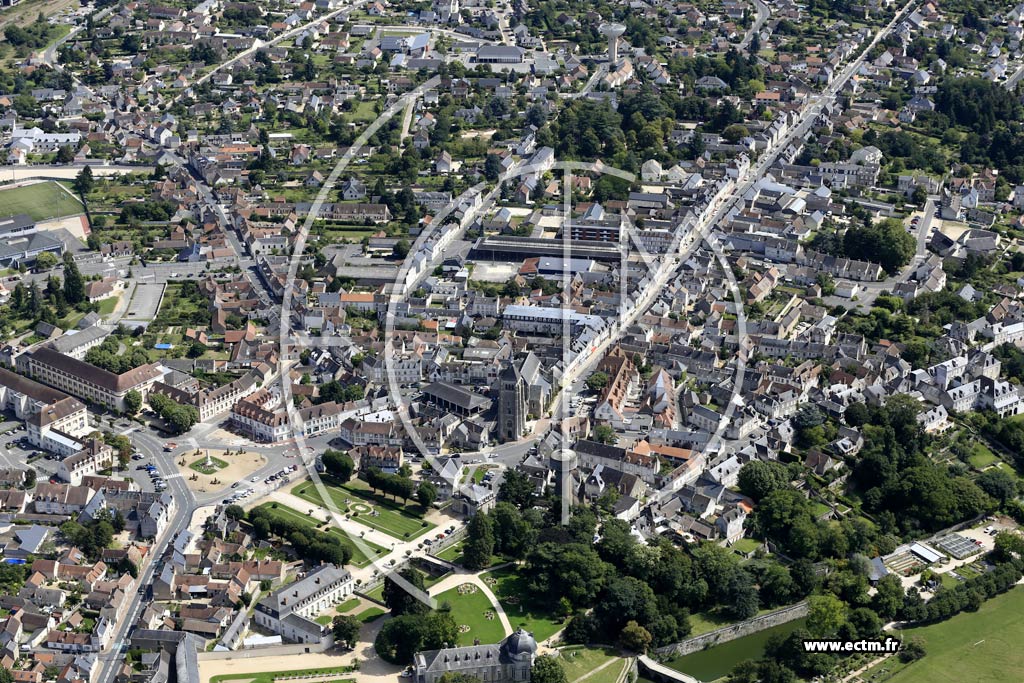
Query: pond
664 618 808 682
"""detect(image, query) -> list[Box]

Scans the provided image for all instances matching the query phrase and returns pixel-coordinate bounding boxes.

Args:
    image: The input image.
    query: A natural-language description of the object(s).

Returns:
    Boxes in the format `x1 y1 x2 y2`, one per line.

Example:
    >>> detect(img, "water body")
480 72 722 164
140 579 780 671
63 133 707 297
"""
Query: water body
664 618 809 682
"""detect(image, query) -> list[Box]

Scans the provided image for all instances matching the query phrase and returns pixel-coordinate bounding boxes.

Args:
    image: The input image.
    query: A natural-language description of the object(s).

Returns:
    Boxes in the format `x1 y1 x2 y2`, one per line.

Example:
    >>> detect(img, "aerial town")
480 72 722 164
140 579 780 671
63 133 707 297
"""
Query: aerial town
2 0 1024 682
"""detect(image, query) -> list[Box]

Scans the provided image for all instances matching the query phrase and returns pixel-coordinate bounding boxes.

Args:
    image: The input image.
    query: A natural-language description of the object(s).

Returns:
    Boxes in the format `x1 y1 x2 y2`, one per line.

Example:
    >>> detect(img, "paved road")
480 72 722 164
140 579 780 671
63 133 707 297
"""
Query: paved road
556 0 922 417
739 0 770 50
92 430 195 683
1005 61 1024 89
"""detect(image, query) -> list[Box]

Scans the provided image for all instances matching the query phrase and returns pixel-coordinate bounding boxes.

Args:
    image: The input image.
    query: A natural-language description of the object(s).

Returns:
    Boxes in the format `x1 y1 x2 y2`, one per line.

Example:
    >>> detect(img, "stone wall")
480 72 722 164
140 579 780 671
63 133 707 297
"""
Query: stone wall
654 602 809 658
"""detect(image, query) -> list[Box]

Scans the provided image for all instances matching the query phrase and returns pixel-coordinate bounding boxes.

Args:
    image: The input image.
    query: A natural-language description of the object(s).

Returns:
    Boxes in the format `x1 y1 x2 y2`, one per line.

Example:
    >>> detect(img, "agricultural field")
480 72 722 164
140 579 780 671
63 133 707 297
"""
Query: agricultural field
0 181 83 221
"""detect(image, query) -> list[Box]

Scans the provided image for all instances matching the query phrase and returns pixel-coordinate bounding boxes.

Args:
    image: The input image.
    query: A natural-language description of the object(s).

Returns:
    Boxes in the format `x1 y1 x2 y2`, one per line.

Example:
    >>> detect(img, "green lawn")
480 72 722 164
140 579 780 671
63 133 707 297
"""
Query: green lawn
189 456 227 474
253 503 388 568
358 606 386 623
483 566 564 642
363 583 386 603
434 584 507 646
557 646 624 683
0 181 83 221
968 443 999 469
291 478 435 540
884 587 1024 683
730 538 762 556
436 542 464 563
336 597 362 613
97 296 119 315
211 667 353 683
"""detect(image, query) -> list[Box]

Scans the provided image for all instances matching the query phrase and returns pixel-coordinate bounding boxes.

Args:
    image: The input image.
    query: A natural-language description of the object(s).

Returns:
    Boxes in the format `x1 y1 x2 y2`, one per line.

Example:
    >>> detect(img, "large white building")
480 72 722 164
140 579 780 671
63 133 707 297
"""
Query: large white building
253 564 354 643
26 347 165 413
414 629 537 683
0 366 89 456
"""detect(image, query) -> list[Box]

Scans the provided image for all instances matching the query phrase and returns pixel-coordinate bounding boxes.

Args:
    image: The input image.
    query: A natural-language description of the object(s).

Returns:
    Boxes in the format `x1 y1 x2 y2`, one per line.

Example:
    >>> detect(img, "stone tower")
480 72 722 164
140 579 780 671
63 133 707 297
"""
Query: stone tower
498 363 526 443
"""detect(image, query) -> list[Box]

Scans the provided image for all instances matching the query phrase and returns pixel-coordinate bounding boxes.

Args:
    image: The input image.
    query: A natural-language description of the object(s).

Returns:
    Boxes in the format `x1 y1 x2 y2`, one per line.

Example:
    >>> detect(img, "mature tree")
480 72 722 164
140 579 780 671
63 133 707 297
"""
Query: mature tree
976 469 1018 507
484 154 502 181
35 251 58 270
594 425 617 445
756 563 796 607
530 656 567 683
124 390 142 416
73 165 94 196
727 570 760 620
101 433 131 468
844 402 870 426
332 615 360 649
322 449 355 482
417 480 438 508
842 218 916 275
490 502 534 558
619 620 653 653
586 372 609 392
806 594 846 637
899 636 926 663
224 504 246 521
738 460 790 501
594 576 658 636
524 542 609 607
393 239 411 259
871 573 905 620
384 567 430 616
374 612 457 664
993 531 1024 561
498 469 535 510
463 512 495 569
722 123 750 143
62 253 86 305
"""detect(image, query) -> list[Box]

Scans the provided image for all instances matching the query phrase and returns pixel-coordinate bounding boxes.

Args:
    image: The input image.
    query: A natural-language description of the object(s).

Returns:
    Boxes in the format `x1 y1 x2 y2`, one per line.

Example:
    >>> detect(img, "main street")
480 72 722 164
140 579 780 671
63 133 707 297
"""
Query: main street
556 0 922 407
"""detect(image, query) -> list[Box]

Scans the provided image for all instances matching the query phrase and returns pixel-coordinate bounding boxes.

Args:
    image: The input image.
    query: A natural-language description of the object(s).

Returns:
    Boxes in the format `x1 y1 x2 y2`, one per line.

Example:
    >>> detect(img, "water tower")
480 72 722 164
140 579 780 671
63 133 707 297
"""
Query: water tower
599 23 627 63
550 448 579 521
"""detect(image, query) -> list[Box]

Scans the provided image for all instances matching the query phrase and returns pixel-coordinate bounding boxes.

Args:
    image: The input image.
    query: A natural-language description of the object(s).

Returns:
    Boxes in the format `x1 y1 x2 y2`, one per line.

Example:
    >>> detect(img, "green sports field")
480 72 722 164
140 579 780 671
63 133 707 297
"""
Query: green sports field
884 587 1024 683
0 181 83 221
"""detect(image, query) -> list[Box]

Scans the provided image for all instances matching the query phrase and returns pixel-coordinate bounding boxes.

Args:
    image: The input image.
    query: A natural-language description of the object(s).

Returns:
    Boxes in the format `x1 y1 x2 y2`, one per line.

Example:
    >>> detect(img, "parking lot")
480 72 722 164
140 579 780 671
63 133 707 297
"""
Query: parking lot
124 283 165 324
0 420 40 472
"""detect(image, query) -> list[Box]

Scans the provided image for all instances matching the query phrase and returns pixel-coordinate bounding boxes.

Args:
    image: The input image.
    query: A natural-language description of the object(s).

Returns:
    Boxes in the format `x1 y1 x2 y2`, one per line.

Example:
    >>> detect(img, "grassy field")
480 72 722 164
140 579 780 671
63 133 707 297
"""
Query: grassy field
436 541 464 563
483 566 564 642
211 667 353 683
879 587 1024 683
357 606 385 622
335 597 362 613
96 296 119 315
434 583 507 646
291 478 435 540
557 646 626 683
0 181 83 221
968 442 999 469
252 502 387 568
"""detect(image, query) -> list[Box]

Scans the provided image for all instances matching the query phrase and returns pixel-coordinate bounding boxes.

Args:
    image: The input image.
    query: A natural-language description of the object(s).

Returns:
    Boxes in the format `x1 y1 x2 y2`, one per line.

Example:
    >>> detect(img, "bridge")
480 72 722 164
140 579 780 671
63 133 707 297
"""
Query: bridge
637 656 702 683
